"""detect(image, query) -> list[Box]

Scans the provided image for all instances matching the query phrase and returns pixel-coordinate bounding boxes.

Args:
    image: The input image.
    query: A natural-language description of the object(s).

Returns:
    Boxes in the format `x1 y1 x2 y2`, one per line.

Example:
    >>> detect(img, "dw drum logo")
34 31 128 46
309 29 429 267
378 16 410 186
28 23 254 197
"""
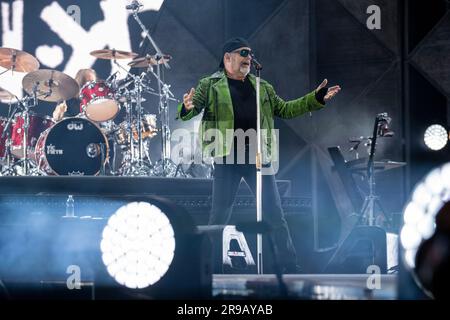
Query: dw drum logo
67 121 84 131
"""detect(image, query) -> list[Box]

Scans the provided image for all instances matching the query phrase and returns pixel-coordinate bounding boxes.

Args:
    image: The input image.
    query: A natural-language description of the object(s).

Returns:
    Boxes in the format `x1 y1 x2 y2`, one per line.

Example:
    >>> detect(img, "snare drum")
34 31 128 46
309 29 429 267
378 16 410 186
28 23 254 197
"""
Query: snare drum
10 113 55 159
80 81 120 122
34 117 109 175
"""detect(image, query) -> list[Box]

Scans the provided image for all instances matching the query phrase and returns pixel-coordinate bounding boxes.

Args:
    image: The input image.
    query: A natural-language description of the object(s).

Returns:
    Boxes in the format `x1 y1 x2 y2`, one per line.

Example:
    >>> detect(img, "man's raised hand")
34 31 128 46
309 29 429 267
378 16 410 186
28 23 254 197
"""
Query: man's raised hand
183 88 195 110
316 79 341 102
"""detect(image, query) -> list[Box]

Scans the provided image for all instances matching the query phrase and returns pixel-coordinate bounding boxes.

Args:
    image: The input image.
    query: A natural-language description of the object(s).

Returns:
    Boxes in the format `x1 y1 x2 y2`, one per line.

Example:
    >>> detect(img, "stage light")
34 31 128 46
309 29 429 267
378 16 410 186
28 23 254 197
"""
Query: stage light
423 124 448 151
0 195 211 299
97 197 212 299
400 163 450 298
100 201 176 289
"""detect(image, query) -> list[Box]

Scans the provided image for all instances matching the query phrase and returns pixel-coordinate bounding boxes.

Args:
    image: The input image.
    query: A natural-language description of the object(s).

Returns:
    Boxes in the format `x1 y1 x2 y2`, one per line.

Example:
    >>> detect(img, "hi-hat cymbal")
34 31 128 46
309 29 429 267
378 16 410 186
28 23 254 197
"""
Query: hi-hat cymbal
22 69 79 102
128 54 172 68
348 159 407 173
90 49 138 60
0 86 17 102
0 47 40 73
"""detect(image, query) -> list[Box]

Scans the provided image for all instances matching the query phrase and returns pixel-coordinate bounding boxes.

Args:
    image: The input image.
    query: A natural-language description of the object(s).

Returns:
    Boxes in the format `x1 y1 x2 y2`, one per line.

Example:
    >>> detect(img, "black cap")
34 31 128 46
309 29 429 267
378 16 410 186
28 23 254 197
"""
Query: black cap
219 37 251 69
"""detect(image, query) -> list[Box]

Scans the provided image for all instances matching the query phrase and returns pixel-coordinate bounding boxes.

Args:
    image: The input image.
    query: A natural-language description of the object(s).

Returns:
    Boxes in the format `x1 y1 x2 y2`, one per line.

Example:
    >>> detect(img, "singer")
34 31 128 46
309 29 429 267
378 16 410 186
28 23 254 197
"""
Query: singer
178 37 341 273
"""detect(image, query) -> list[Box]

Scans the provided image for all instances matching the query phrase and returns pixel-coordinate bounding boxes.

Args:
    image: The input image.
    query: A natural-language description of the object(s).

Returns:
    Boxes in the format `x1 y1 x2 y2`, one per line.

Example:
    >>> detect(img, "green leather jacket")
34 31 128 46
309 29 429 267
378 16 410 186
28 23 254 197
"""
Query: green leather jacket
177 71 325 163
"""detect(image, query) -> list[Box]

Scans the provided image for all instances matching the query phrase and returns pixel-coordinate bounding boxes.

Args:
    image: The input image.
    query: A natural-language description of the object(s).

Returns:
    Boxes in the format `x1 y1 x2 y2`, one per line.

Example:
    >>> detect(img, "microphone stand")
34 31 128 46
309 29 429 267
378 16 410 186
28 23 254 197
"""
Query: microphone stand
129 5 185 177
359 113 389 226
130 6 170 69
148 63 185 177
254 60 263 274
236 222 288 297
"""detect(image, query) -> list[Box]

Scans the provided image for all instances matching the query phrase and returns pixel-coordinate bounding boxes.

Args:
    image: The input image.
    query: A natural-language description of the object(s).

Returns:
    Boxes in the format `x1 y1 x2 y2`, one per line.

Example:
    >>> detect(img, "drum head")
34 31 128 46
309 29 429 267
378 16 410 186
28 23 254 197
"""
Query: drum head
85 98 119 122
43 118 108 175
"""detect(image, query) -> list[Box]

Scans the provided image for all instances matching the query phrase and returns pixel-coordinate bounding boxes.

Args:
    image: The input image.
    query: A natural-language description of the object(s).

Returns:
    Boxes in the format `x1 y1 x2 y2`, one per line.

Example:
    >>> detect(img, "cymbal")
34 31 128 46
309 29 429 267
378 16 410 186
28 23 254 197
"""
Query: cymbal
0 86 16 102
348 159 406 173
0 47 40 72
128 54 172 68
22 69 79 102
90 49 138 60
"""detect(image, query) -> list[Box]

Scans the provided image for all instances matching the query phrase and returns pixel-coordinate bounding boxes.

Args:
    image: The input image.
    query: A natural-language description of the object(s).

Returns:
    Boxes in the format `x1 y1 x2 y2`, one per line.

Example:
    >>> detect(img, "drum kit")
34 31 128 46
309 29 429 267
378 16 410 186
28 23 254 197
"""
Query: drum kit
0 46 183 177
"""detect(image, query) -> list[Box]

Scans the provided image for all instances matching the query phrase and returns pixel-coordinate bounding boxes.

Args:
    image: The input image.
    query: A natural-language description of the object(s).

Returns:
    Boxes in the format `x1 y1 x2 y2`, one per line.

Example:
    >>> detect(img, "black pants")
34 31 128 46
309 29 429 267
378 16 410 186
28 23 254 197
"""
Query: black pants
209 161 298 272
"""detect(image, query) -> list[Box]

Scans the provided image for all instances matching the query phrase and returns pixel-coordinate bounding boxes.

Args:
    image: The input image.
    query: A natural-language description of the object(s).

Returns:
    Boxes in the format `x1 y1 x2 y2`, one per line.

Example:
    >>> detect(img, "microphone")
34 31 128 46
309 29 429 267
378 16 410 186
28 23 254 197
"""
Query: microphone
250 53 263 70
126 0 143 11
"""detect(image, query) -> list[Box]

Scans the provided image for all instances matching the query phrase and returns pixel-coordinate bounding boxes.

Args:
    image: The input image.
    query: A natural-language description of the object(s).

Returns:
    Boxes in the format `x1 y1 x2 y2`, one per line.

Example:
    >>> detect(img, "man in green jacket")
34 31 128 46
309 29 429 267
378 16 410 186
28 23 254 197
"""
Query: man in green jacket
178 37 340 273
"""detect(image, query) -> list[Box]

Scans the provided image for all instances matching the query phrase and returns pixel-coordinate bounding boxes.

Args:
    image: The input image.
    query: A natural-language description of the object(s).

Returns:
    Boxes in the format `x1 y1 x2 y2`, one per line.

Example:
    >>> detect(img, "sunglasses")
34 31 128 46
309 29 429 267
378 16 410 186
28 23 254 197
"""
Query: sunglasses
231 49 252 58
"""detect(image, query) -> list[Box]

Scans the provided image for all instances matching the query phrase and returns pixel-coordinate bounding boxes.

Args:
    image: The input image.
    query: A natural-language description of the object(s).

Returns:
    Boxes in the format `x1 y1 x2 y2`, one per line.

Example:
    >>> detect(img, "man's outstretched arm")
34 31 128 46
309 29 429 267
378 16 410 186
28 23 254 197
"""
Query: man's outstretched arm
272 79 341 119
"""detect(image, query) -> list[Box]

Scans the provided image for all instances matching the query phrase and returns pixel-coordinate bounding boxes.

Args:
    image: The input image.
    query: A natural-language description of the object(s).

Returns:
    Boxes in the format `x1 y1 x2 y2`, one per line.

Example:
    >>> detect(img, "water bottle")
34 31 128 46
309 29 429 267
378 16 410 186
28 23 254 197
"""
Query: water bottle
65 195 75 218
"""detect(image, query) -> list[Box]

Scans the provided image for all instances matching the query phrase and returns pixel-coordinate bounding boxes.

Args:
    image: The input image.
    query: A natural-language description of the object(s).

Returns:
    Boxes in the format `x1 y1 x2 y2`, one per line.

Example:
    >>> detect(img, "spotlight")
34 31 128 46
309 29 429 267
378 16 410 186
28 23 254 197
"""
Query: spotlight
100 202 176 289
0 195 211 299
98 197 212 299
423 124 448 151
400 163 450 298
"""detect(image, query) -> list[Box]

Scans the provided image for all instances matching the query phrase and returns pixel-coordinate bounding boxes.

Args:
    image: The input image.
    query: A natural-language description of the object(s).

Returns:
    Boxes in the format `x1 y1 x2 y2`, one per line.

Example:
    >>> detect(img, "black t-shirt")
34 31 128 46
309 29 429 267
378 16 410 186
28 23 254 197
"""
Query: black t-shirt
227 76 257 133
226 76 258 164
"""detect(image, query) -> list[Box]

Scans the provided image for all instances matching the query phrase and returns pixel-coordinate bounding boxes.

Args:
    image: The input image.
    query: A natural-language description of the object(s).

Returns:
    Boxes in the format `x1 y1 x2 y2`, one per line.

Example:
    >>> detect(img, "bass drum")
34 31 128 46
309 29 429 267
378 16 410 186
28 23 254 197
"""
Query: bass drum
10 113 55 159
35 117 109 176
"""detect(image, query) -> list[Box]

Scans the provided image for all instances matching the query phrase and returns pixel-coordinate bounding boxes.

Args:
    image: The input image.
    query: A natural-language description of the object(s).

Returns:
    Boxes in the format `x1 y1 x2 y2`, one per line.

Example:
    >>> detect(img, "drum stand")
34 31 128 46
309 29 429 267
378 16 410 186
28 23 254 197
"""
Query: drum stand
149 62 187 178
118 98 153 176
127 73 153 176
0 102 19 176
0 141 14 176
0 94 39 176
16 87 42 176
131 6 186 178
113 59 153 176
359 167 388 226
358 113 392 227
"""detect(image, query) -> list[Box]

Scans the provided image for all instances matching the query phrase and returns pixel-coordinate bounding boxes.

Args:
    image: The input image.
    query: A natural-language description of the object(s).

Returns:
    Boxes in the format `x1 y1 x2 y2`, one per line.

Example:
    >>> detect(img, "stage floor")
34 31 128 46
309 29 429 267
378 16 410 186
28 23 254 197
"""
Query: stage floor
1 274 397 300
213 274 397 300
0 177 393 300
